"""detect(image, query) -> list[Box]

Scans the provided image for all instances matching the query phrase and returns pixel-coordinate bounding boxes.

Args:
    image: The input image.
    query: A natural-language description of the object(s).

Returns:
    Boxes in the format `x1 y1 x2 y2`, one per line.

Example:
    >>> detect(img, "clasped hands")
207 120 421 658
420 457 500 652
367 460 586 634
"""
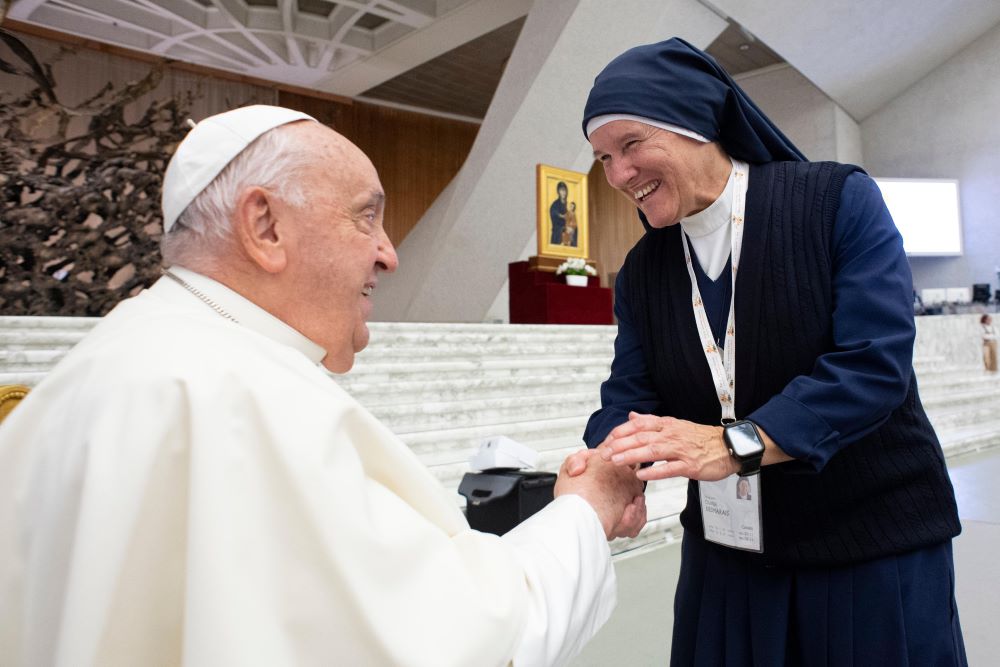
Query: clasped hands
556 412 738 540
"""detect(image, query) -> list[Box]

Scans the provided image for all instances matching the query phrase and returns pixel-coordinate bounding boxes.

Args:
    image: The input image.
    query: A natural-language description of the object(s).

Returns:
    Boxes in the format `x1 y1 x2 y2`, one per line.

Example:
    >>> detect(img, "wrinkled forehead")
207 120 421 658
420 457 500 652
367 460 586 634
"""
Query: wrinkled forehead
298 126 383 203
296 124 377 174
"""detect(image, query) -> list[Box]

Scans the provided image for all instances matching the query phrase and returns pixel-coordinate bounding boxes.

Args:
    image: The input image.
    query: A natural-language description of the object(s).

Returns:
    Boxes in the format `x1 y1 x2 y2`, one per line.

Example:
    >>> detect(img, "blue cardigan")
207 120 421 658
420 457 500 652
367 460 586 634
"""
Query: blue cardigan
584 162 960 566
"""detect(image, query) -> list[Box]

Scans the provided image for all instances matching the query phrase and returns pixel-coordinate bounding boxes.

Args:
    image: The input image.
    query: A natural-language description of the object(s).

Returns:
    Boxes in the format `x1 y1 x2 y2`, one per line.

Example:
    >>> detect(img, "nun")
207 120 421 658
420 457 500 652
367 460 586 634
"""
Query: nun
577 38 967 665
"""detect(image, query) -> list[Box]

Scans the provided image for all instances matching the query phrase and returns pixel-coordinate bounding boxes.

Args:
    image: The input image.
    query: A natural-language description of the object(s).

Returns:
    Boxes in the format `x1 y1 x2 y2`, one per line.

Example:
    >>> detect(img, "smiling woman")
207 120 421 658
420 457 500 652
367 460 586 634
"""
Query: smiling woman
588 120 731 229
574 37 967 666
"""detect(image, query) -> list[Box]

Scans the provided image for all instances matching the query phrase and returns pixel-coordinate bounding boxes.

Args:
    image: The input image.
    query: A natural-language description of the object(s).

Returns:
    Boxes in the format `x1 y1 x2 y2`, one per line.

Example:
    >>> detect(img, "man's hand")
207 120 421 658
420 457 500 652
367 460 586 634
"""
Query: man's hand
555 449 645 540
563 444 645 538
609 492 646 540
563 447 592 477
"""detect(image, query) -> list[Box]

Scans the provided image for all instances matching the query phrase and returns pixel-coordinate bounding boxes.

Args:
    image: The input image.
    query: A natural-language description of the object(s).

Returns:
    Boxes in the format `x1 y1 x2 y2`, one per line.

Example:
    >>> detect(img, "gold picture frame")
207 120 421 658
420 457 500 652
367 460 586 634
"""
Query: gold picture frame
536 164 589 260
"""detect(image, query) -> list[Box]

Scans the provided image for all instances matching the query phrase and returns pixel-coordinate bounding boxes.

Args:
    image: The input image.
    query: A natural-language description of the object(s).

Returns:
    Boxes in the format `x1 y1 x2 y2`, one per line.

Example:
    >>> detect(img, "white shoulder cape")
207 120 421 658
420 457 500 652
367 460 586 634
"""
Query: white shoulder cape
0 274 615 667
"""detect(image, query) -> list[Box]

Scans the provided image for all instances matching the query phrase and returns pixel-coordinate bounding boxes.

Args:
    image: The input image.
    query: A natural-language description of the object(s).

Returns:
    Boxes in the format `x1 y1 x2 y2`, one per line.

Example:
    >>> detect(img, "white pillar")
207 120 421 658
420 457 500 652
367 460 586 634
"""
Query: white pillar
374 0 726 322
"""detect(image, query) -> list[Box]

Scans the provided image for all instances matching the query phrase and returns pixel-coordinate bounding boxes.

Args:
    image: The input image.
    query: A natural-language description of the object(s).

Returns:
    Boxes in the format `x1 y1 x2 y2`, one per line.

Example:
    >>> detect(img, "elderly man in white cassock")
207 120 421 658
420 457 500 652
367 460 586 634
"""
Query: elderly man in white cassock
0 105 646 667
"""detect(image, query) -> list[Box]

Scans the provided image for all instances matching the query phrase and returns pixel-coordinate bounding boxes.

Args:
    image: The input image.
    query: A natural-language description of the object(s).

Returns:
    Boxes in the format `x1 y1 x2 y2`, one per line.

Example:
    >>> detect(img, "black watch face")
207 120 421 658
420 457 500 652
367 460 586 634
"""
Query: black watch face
727 421 764 458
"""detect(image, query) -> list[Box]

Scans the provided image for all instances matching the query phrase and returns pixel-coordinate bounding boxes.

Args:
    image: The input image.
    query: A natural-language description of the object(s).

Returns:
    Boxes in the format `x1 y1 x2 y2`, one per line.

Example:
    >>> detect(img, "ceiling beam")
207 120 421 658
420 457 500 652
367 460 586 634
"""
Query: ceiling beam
313 0 532 97
280 0 305 67
209 0 285 65
5 0 51 22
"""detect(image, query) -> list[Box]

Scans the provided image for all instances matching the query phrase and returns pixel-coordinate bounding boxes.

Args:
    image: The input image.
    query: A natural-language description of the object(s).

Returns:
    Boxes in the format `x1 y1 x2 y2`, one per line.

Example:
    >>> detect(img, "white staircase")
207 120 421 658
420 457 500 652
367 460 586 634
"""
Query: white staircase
2 315 998 557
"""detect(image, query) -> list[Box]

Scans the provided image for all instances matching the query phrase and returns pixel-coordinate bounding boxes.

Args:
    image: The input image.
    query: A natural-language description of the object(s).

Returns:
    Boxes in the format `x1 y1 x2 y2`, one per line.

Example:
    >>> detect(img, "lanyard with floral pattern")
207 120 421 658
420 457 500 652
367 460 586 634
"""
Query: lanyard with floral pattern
679 158 749 424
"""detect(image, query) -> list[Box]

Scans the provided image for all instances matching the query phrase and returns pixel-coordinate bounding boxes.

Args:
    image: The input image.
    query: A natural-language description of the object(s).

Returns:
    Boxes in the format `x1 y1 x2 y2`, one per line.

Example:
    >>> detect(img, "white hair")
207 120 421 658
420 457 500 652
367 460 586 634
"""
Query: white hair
160 122 315 266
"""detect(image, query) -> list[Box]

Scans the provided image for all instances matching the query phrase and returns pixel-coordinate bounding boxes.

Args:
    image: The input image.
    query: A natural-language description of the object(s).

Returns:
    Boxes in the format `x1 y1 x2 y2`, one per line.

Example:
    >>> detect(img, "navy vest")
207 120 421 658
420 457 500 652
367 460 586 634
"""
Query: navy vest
621 161 961 566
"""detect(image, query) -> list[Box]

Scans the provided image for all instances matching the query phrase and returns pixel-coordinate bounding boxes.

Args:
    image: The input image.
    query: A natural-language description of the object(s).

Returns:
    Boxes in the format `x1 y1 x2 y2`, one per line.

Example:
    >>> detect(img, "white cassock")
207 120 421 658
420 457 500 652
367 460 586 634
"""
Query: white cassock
0 267 615 667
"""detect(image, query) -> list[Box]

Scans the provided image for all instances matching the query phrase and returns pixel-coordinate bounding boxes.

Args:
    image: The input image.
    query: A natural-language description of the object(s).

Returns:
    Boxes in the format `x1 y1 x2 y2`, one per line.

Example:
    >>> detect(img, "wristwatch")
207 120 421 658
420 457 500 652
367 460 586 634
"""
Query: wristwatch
723 420 765 477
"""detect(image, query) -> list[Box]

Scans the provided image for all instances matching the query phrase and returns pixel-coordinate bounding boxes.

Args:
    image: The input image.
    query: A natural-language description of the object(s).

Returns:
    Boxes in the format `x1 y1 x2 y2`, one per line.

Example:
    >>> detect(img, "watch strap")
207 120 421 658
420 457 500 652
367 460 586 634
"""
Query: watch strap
724 419 765 477
735 452 762 477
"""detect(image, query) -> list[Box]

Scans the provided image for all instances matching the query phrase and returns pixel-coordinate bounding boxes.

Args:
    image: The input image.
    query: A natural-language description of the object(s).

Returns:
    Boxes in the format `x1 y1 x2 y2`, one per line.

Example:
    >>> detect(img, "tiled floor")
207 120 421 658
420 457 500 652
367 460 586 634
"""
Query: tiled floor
573 447 1000 666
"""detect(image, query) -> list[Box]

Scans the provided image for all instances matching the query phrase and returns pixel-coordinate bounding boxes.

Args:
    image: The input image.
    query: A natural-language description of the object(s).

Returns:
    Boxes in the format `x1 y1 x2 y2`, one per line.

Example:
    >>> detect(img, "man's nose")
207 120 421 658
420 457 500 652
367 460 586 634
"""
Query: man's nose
377 229 399 273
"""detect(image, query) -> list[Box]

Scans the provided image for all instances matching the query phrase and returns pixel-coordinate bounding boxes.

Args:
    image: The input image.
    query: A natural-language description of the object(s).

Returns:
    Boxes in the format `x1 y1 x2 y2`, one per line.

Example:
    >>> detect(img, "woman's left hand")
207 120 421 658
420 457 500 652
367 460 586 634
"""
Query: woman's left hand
600 412 738 482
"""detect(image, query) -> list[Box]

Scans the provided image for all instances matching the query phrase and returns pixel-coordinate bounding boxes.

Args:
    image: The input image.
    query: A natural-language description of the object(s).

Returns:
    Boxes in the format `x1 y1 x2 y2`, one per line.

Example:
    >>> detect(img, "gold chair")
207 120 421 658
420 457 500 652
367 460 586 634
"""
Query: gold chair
0 385 30 424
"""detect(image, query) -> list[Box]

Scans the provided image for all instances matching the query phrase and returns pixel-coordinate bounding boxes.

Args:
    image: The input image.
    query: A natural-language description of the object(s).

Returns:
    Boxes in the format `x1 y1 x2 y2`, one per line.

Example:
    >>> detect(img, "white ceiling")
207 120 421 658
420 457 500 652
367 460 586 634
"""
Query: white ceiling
6 0 531 93
713 0 1000 119
6 0 1000 121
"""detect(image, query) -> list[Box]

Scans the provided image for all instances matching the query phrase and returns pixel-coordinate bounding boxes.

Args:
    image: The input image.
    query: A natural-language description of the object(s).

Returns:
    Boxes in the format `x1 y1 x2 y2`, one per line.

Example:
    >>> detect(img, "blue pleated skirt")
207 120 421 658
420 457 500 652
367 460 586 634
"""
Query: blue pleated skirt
670 534 967 666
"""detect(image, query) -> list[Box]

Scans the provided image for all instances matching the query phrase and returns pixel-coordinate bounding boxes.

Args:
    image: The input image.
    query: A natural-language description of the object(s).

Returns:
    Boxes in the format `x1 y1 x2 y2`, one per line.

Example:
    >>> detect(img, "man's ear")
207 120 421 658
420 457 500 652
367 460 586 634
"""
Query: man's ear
233 186 287 274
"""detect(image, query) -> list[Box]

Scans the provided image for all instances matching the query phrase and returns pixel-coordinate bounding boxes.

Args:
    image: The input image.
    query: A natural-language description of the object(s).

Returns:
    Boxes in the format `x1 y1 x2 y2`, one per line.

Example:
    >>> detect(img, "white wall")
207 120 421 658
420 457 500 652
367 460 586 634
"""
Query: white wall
735 64 863 164
862 22 1000 293
833 106 864 166
731 23 1000 294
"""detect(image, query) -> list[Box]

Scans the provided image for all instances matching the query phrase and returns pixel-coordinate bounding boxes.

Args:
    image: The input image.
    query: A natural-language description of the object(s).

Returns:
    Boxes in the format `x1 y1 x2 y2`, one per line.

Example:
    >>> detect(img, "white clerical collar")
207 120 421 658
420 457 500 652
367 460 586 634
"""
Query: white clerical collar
680 165 735 238
164 265 327 365
678 165 736 280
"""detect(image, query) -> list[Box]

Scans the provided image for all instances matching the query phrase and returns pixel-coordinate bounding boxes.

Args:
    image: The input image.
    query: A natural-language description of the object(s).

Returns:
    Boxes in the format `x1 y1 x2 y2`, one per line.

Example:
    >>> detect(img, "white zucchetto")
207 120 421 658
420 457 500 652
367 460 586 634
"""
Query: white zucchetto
161 105 316 232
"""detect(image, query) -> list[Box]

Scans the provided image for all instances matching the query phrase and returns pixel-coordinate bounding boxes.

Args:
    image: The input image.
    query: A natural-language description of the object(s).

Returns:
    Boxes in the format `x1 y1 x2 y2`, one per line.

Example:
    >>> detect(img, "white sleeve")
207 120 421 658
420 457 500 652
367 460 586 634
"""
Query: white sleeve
2 352 617 667
502 495 617 667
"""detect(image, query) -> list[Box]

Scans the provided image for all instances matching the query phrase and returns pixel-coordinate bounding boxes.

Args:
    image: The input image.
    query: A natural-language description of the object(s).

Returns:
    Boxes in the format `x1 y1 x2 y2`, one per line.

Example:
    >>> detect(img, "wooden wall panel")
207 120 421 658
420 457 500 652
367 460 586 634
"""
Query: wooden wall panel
279 92 479 247
586 159 645 288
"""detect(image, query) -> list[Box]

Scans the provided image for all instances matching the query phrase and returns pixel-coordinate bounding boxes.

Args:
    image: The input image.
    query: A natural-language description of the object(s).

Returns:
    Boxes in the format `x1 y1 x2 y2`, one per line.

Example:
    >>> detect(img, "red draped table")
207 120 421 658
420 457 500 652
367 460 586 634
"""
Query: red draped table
508 260 613 325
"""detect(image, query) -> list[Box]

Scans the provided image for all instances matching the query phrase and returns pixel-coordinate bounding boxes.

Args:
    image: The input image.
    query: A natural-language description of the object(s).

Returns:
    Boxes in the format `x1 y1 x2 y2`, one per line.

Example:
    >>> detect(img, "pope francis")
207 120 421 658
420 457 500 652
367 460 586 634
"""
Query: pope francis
0 106 646 667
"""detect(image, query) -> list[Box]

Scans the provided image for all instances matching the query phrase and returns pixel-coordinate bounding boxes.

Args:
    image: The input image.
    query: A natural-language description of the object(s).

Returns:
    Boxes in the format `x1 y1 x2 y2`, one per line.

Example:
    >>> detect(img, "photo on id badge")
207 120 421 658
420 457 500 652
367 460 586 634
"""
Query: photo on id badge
699 475 762 552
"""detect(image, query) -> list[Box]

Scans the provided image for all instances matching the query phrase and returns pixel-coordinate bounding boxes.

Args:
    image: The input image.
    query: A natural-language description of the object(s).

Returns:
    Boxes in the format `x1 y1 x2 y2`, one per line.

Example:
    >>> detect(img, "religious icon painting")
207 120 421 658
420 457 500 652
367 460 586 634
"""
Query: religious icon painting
536 164 589 260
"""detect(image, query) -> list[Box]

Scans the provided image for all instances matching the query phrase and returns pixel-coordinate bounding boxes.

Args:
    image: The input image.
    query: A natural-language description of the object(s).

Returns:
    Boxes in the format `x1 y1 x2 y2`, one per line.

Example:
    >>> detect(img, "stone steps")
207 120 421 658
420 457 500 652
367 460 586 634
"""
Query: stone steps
922 383 1000 411
342 357 613 382
337 371 610 406
938 422 1000 458
3 314 1000 556
915 359 986 374
368 390 600 434
927 396 1000 431
913 362 958 375
0 331 89 349
0 358 604 382
366 321 618 340
0 348 70 367
356 343 614 361
0 316 99 330
917 366 994 394
402 414 590 457
0 371 47 387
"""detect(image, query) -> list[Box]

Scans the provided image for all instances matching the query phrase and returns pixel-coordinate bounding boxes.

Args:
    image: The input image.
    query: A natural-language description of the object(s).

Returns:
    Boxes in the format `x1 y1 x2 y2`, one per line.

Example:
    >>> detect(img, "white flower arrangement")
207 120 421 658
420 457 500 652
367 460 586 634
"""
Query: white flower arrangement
554 257 597 277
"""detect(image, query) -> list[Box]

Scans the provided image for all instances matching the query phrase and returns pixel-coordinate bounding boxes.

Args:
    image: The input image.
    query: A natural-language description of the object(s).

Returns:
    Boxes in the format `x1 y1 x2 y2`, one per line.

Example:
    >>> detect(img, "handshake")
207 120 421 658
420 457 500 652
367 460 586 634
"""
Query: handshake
555 447 647 540
552 410 758 540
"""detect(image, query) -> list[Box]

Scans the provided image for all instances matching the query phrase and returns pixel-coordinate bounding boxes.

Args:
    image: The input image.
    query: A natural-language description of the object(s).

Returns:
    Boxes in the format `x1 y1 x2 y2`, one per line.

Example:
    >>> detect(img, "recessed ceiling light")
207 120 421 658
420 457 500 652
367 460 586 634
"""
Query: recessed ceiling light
738 43 750 51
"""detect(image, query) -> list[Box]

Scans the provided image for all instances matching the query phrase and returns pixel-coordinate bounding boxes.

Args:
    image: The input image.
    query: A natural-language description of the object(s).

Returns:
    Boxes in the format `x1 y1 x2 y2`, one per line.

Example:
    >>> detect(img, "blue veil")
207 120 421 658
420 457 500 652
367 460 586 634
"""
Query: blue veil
582 37 806 164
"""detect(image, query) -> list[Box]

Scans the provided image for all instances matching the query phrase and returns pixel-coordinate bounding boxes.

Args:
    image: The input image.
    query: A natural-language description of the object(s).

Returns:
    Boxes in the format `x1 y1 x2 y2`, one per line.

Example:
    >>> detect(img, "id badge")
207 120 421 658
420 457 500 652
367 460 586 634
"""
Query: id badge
698 474 762 552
